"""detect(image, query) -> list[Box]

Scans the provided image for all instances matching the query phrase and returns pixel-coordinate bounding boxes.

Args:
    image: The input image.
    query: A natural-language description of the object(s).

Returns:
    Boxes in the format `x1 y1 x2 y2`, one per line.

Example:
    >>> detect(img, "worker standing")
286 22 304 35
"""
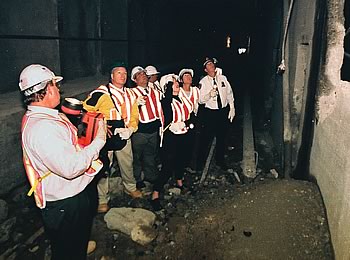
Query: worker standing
198 57 235 171
19 64 106 259
83 62 143 214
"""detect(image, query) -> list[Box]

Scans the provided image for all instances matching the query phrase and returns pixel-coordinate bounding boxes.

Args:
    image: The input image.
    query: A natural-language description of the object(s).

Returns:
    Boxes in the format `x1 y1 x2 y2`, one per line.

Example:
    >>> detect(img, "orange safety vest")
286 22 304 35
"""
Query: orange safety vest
21 112 102 209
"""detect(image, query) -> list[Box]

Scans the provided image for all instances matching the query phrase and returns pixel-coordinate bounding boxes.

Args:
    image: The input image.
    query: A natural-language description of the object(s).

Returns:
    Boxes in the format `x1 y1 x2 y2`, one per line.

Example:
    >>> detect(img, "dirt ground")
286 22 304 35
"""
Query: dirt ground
85 177 333 260
0 117 334 260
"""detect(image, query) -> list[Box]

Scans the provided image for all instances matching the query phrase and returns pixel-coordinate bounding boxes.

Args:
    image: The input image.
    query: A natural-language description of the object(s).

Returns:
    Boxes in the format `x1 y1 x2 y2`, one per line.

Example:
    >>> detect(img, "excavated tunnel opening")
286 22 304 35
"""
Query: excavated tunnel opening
0 0 337 259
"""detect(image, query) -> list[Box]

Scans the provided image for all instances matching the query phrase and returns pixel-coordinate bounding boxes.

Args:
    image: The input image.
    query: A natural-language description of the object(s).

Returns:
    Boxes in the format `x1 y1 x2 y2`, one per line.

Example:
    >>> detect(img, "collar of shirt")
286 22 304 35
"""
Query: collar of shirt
207 75 217 85
137 85 149 95
27 105 59 118
109 83 125 94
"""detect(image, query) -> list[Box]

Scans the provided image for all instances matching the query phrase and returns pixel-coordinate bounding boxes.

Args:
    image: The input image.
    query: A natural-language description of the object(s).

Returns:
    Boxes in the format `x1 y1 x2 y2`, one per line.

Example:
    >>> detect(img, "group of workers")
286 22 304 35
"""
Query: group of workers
18 57 235 259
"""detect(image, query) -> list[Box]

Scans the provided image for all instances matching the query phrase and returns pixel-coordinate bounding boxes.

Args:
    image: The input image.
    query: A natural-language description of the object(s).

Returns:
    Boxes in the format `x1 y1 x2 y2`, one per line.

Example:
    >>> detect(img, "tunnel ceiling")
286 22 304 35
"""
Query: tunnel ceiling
147 0 271 68
161 0 259 36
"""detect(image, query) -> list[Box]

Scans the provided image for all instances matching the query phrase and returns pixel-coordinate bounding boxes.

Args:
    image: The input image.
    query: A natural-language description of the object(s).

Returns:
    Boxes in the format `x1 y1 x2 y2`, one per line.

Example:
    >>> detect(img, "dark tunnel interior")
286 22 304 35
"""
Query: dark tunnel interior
140 0 279 124
146 0 273 78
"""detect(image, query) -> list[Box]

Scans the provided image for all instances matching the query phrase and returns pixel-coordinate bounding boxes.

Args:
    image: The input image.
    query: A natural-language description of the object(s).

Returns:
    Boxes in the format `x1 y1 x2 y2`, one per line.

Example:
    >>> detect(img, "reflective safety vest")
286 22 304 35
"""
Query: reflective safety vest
132 86 164 125
21 112 102 209
179 86 200 115
90 84 135 124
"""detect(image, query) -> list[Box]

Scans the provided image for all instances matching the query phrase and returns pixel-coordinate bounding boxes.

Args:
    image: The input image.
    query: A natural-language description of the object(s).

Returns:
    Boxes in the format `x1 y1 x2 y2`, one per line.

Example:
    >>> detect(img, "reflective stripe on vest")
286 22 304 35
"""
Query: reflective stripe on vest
132 87 163 124
179 87 200 116
21 112 102 209
90 84 135 124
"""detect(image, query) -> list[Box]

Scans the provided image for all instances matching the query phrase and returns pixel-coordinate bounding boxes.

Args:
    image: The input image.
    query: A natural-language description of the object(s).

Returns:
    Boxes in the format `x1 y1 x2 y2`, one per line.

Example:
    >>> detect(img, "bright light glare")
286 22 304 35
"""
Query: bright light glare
226 36 231 48
238 48 247 54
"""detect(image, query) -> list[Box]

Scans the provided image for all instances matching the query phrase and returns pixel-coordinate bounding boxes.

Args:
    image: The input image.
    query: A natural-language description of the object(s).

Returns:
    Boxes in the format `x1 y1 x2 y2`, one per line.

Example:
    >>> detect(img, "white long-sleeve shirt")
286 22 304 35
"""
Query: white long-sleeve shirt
199 74 235 110
22 106 105 202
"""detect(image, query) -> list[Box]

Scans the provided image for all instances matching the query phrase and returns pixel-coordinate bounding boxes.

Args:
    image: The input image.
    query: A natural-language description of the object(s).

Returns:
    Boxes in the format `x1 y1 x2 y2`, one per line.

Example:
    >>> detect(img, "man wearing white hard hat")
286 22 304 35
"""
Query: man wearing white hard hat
131 66 163 190
198 57 235 171
145 65 163 95
19 64 106 259
83 62 143 213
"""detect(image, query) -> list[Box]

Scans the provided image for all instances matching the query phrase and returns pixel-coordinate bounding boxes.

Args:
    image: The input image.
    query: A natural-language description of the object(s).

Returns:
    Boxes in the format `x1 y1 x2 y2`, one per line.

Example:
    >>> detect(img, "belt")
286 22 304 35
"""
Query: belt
205 105 228 111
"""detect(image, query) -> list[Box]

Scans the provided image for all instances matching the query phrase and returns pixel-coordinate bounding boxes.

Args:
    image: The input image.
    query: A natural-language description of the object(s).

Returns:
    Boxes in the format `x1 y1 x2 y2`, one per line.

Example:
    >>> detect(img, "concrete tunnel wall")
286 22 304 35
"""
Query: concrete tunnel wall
309 0 350 258
262 0 350 257
0 0 149 196
270 0 350 258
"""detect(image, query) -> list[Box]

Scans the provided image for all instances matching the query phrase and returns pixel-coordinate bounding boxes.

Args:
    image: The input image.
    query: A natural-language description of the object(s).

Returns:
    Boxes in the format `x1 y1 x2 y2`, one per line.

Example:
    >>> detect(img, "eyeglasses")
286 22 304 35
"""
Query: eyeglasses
48 81 62 93
48 81 61 89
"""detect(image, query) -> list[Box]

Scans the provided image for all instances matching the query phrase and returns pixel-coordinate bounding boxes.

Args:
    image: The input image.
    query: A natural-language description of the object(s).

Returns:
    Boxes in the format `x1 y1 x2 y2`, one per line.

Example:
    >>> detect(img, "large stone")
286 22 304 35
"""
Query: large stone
104 207 156 236
130 225 157 245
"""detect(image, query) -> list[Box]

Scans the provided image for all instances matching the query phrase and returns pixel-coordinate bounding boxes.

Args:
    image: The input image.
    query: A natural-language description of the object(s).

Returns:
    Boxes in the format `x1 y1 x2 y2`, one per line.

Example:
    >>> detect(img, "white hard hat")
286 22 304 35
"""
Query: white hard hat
203 57 218 68
131 66 145 82
19 64 63 96
145 65 160 76
178 69 194 82
160 73 178 90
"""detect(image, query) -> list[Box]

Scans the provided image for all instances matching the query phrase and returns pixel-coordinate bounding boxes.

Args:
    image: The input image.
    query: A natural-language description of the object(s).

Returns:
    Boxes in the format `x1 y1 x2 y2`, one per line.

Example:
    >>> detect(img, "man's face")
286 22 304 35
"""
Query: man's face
111 67 127 87
135 71 148 87
204 61 216 74
182 73 193 85
47 80 61 108
172 78 180 95
149 74 158 83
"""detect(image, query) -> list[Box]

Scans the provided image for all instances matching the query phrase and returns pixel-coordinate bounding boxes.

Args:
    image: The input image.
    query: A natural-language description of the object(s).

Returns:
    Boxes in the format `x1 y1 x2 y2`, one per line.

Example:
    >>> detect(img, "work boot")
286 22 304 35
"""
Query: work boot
150 198 162 211
125 189 143 199
87 240 96 255
97 203 110 214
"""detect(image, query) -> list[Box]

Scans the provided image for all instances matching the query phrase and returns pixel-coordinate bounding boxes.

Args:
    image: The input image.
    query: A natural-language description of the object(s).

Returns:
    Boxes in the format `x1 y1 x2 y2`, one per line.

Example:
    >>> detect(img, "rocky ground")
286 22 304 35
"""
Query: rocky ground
0 117 334 259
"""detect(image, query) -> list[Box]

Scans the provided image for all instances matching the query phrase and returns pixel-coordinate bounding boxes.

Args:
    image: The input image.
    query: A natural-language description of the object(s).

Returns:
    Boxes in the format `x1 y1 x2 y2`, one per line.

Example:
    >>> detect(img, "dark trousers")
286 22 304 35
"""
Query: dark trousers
182 126 197 168
198 106 229 168
153 131 187 192
132 131 158 183
41 187 94 260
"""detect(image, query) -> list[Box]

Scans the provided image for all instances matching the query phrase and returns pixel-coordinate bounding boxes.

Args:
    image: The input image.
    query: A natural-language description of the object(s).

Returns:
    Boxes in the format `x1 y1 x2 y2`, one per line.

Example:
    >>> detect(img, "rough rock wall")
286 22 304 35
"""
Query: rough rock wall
0 0 131 195
310 0 350 258
0 0 61 94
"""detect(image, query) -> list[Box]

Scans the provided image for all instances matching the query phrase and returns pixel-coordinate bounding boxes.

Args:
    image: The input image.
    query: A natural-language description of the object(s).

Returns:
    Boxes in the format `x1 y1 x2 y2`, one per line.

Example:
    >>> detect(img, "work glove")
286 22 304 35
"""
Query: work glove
114 127 134 140
137 96 146 106
228 107 235 122
169 122 186 134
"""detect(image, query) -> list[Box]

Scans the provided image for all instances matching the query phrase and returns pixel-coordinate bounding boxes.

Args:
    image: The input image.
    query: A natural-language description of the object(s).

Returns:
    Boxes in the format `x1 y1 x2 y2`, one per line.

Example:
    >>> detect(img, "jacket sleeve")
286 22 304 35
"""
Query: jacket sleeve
29 120 103 180
199 78 212 104
128 100 139 131
83 93 113 119
223 76 235 109
83 92 104 112
161 82 174 127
